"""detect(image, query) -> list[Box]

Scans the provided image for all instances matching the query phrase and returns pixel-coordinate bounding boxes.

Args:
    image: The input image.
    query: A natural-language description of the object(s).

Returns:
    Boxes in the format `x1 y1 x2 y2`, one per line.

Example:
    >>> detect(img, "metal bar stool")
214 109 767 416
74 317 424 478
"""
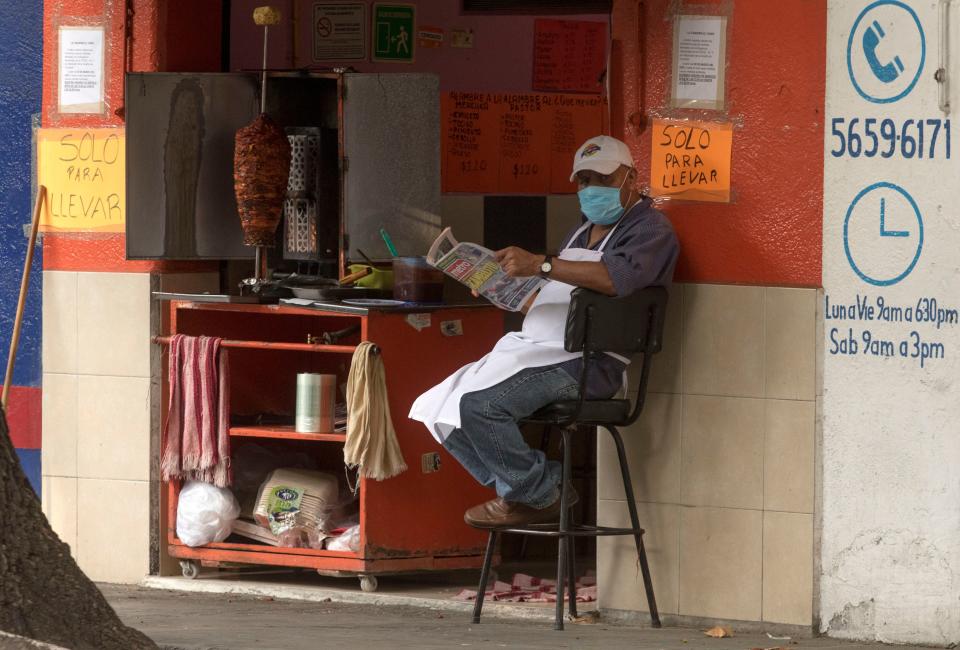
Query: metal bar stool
516 425 595 561
469 286 668 631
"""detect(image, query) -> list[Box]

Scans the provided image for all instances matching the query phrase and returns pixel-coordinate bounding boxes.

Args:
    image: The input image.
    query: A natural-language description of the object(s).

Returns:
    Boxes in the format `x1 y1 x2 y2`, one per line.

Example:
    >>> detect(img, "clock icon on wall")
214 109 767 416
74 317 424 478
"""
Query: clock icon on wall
843 181 923 286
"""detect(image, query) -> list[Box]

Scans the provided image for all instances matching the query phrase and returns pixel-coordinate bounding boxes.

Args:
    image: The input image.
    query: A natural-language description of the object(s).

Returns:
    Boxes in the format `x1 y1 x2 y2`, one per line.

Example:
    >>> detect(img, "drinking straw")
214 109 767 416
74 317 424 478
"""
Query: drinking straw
380 228 399 257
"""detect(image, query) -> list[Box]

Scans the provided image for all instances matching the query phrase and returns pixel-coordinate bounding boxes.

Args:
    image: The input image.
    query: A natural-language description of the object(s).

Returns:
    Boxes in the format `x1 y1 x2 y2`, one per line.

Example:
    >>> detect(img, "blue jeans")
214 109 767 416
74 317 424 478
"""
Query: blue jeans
443 364 580 509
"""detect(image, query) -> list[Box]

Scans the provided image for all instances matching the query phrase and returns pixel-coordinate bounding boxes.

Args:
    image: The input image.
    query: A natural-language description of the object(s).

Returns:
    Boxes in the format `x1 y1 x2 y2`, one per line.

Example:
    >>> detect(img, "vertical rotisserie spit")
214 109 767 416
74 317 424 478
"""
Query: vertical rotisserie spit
234 6 291 293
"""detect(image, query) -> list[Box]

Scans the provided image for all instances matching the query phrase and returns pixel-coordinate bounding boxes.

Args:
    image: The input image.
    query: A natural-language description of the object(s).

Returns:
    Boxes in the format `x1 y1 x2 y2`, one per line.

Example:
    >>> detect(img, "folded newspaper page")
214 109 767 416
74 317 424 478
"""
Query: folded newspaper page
426 228 545 311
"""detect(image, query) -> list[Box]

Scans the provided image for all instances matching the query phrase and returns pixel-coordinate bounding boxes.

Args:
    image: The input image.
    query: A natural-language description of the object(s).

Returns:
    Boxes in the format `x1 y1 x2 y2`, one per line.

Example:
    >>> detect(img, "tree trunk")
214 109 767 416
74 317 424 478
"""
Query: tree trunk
0 405 157 649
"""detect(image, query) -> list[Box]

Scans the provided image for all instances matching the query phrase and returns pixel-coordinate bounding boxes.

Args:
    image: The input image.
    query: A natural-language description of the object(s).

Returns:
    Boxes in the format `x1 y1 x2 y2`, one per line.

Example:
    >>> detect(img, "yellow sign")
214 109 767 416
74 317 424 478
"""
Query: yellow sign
37 128 125 232
650 120 732 203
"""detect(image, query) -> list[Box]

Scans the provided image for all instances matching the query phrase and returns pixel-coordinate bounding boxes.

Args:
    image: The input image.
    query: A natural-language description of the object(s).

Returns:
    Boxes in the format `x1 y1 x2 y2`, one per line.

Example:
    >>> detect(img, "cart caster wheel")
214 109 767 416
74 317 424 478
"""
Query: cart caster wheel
359 575 378 592
180 560 199 580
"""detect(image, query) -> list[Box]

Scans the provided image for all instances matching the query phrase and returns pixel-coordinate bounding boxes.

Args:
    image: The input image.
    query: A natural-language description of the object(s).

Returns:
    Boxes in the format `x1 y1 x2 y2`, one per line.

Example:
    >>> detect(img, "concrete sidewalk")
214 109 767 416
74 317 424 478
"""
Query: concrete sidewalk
101 584 927 650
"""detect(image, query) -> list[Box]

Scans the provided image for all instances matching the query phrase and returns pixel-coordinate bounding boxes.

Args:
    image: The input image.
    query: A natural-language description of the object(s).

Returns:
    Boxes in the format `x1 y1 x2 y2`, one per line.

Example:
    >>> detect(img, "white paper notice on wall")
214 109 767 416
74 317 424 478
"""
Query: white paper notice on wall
313 3 367 61
671 15 727 110
58 26 105 114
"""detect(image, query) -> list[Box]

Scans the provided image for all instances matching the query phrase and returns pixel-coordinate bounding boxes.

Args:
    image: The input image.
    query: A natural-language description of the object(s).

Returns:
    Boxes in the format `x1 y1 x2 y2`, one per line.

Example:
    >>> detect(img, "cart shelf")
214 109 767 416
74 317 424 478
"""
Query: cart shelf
229 425 346 443
177 538 359 558
153 335 356 354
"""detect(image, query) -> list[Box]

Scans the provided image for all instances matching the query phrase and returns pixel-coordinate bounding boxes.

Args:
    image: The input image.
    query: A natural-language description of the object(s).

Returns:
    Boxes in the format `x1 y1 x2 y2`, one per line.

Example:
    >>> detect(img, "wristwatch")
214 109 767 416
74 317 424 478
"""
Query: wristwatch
539 254 553 278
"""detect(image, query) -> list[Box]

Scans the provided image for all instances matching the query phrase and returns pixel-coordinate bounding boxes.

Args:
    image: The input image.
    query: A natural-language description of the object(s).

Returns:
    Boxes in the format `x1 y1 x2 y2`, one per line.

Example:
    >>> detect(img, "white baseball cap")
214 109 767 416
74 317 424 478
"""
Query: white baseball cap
569 135 635 182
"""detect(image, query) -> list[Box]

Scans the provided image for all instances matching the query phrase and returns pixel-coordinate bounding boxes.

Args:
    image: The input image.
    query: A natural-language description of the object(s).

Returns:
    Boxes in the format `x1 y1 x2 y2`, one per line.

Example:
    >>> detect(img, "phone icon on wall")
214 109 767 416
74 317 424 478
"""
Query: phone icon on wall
863 20 905 83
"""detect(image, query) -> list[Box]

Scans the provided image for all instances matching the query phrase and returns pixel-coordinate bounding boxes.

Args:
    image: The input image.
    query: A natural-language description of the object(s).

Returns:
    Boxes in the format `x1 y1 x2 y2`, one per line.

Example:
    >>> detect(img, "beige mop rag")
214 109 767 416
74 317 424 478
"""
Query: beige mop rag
344 342 407 480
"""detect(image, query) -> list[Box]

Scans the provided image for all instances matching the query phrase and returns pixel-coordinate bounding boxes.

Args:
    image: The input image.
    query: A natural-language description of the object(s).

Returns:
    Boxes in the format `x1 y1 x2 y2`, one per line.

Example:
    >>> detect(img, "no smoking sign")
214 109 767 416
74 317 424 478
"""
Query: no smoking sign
313 3 366 62
316 17 333 38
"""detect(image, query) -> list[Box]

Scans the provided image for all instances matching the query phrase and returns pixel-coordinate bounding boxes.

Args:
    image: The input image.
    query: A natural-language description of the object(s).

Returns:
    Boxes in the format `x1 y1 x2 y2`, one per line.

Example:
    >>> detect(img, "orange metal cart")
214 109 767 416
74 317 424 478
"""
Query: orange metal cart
158 300 504 591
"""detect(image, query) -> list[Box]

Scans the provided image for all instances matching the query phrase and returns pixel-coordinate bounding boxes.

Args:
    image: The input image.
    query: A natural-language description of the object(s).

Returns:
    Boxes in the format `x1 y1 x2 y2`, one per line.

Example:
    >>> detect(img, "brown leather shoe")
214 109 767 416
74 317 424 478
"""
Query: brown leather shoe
464 484 579 528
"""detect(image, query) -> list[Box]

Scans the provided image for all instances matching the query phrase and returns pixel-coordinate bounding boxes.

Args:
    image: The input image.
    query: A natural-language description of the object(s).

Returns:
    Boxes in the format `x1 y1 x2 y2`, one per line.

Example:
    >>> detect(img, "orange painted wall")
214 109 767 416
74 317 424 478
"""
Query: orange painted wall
40 0 825 285
41 0 220 273
612 0 826 287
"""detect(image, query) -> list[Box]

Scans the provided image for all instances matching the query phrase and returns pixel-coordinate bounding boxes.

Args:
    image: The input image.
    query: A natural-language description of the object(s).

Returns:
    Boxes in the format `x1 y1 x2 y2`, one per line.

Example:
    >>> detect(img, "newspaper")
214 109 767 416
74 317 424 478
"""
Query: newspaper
426 228 545 312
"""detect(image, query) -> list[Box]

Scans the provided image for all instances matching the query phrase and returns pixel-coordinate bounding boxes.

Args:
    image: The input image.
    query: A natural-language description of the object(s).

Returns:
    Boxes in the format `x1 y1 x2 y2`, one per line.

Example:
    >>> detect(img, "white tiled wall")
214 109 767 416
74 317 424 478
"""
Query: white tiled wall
678 506 764 621
764 400 815 513
764 288 817 401
598 500 681 615
41 270 218 583
598 283 818 627
77 478 151 581
763 511 814 625
77 272 152 377
41 372 78 477
681 395 765 510
681 285 765 398
42 270 78 374
597 393 681 504
77 375 151 482
41 475 78 556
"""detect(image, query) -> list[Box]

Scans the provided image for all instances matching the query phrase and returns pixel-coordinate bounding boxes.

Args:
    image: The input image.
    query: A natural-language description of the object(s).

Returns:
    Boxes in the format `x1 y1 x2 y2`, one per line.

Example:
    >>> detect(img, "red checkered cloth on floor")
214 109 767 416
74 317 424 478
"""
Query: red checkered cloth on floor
454 571 597 603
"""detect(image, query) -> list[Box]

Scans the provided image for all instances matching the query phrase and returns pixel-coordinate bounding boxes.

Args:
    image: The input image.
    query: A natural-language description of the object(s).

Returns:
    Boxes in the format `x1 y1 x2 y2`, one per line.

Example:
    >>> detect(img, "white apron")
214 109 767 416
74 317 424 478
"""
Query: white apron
409 221 625 443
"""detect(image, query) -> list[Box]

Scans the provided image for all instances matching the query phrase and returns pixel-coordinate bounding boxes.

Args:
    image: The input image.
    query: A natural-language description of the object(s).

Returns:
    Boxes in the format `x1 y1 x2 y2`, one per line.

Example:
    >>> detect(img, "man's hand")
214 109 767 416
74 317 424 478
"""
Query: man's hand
495 247 544 277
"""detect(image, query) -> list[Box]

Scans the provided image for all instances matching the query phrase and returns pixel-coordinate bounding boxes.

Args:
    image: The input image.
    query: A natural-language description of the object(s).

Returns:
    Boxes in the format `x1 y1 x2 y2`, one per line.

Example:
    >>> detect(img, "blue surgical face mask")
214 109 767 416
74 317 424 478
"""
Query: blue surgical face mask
577 174 629 225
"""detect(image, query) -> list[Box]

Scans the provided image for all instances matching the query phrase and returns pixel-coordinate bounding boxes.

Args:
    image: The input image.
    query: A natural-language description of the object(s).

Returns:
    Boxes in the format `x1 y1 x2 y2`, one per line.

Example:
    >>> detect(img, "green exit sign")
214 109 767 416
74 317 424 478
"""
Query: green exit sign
372 3 415 62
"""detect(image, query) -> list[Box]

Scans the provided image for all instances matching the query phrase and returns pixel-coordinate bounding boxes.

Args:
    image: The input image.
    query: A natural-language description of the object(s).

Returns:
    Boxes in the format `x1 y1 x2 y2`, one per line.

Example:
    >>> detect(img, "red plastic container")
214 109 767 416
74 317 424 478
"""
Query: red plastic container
392 257 444 303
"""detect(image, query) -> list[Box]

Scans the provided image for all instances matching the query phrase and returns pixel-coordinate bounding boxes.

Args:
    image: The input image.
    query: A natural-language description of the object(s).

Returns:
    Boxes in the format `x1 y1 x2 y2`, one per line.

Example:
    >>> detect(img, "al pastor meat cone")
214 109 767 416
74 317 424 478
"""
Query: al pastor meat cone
234 113 291 247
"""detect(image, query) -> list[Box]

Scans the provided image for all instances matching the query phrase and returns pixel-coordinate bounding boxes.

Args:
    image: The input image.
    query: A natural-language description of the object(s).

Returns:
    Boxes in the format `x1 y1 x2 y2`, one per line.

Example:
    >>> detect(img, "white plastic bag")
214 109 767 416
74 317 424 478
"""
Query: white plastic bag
326 524 360 552
176 481 241 547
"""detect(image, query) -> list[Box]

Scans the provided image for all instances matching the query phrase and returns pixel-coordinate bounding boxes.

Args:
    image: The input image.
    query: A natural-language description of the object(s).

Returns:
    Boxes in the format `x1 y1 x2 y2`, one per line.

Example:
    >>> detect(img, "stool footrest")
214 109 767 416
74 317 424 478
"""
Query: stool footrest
477 523 646 538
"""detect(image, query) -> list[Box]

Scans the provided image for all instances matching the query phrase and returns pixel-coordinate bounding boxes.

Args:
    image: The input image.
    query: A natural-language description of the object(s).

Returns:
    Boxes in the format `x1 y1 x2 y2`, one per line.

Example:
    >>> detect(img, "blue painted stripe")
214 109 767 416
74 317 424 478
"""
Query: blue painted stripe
0 249 42 387
15 448 41 497
0 0 42 389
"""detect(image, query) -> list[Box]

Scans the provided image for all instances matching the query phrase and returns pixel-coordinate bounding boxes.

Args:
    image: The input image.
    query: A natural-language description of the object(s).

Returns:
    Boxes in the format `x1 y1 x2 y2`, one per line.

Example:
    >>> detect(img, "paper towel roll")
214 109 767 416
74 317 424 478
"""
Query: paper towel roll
295 373 336 433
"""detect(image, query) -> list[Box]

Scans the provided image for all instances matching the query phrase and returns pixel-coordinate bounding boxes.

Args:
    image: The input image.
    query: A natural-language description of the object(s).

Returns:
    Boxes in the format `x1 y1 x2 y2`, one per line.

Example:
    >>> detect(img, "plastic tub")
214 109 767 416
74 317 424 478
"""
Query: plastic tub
347 264 394 290
392 257 444 302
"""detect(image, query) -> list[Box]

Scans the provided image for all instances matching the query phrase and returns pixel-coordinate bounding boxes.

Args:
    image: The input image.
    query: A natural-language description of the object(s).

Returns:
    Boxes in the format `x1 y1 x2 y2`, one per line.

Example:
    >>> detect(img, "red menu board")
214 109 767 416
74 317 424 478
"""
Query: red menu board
533 19 607 94
442 93 500 193
497 94 552 194
442 92 604 194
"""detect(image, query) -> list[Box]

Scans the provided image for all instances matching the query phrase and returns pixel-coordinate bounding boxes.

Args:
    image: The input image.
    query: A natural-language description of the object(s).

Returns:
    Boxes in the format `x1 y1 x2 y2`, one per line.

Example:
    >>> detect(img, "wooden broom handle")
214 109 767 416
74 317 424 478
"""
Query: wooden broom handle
2 186 46 410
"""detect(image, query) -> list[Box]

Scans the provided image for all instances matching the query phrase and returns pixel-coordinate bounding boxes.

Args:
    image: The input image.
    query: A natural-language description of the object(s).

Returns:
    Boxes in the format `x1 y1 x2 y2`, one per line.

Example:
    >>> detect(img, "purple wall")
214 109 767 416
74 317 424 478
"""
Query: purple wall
230 1 608 92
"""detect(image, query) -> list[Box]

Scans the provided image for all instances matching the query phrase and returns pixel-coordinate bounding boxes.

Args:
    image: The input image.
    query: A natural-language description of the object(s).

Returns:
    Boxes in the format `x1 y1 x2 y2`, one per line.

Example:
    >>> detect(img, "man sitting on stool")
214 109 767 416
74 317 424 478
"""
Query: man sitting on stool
409 135 679 528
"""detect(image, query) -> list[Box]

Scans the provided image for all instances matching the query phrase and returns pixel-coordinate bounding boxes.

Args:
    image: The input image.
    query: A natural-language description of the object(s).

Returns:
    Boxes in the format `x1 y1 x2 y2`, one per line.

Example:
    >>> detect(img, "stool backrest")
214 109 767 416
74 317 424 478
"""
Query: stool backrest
564 286 668 356
563 287 669 426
